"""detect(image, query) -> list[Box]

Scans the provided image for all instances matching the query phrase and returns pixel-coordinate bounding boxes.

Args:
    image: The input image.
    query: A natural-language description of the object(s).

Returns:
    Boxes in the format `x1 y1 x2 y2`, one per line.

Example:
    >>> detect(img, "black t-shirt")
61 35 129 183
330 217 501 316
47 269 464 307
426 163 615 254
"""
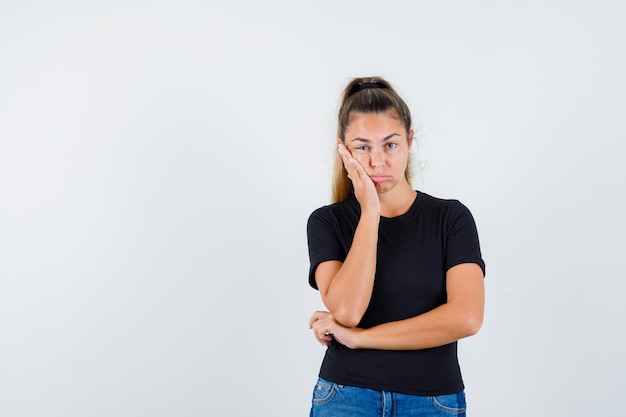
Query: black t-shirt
307 191 485 396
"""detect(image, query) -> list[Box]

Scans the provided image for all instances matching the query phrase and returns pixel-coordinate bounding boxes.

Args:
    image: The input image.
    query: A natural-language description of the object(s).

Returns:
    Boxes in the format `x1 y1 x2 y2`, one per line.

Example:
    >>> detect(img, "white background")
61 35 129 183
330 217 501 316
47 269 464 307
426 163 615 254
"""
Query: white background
1 1 625 416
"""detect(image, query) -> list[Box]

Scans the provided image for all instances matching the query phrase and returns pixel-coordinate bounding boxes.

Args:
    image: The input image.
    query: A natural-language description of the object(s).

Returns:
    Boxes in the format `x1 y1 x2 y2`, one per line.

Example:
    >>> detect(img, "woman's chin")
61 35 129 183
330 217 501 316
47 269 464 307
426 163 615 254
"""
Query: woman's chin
374 182 393 194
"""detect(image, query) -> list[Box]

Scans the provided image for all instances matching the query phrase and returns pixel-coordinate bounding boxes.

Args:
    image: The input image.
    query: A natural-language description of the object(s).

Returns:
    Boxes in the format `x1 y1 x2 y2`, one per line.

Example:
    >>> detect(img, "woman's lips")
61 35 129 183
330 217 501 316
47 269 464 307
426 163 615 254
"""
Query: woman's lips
370 175 390 183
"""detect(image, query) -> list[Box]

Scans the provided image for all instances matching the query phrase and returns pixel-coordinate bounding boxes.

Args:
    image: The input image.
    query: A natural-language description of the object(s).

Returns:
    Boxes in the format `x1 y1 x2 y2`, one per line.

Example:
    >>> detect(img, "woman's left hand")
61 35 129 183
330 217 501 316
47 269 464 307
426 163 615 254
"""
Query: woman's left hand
309 310 362 348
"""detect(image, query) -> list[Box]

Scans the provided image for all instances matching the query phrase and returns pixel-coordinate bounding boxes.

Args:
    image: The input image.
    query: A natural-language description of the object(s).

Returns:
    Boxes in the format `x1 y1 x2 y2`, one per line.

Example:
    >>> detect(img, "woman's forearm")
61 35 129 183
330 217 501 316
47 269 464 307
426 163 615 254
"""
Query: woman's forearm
351 302 481 350
343 265 485 350
319 211 379 327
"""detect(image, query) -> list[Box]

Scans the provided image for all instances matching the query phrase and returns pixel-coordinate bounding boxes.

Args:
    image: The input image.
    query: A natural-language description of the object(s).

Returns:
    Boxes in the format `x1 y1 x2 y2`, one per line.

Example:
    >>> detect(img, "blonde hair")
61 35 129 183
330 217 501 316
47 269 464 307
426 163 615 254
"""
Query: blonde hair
332 76 414 203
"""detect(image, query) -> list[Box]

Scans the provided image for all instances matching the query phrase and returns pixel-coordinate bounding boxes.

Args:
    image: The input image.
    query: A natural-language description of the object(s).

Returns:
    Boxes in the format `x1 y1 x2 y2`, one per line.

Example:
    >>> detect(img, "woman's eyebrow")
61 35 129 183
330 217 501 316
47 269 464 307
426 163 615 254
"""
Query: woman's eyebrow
350 133 401 143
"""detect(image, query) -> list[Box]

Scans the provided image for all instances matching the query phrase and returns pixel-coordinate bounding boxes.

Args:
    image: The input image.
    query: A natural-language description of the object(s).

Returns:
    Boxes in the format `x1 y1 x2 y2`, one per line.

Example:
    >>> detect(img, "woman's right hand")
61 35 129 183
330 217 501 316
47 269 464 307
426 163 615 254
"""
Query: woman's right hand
338 143 380 216
309 310 364 349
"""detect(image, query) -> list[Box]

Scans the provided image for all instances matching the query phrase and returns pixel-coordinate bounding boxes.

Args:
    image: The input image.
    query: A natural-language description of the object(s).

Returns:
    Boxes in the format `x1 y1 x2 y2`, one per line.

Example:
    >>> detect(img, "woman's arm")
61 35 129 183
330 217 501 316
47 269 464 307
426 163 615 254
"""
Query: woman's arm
311 263 485 349
315 213 378 327
314 144 380 328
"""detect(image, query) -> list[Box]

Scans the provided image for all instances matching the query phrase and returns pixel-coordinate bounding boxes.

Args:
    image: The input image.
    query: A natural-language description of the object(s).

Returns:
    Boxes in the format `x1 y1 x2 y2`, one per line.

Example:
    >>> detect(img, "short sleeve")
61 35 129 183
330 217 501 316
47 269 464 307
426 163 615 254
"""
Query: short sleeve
444 202 486 276
307 207 348 289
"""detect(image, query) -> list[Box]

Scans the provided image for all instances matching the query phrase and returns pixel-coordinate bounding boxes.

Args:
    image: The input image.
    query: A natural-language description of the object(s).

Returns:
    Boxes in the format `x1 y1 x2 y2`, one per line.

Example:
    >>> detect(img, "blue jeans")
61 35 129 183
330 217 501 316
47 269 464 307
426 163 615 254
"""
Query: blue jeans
310 378 466 417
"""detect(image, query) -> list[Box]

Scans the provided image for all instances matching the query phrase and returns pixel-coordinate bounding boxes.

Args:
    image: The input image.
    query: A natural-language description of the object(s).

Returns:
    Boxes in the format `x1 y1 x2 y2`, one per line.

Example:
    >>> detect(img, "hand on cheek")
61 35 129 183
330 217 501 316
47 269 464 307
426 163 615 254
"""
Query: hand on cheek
338 143 379 214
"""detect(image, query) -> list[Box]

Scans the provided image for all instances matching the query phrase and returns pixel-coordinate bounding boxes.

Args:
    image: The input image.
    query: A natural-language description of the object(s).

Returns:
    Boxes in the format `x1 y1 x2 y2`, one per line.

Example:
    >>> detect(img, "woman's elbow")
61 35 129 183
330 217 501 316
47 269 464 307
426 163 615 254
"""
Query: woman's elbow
333 308 363 328
462 313 483 337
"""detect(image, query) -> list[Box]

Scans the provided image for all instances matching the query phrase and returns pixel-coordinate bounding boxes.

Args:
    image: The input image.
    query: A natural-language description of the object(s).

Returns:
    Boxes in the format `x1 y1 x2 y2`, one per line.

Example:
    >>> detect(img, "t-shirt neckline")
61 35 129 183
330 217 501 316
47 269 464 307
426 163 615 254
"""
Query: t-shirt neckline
380 191 423 221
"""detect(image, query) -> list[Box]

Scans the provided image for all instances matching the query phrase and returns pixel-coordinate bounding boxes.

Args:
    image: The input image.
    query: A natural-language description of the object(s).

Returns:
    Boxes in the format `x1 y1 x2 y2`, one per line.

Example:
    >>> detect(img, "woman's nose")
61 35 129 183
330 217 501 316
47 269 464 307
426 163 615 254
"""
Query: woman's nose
370 150 384 167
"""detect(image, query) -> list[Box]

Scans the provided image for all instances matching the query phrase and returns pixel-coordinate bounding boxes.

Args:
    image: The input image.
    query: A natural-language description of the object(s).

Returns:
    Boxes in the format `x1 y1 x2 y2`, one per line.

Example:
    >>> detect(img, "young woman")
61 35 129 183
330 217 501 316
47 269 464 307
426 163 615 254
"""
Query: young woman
307 77 485 417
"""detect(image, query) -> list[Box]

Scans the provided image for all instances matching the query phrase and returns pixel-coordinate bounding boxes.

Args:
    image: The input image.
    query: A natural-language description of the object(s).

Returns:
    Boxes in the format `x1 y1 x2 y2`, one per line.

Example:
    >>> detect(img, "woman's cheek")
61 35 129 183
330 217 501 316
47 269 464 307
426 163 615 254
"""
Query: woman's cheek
352 154 370 169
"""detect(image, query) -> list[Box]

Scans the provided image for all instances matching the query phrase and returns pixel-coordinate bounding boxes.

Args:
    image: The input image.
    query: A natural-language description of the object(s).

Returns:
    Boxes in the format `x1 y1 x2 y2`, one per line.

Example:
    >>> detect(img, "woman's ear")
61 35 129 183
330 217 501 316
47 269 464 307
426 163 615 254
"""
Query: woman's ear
407 130 414 150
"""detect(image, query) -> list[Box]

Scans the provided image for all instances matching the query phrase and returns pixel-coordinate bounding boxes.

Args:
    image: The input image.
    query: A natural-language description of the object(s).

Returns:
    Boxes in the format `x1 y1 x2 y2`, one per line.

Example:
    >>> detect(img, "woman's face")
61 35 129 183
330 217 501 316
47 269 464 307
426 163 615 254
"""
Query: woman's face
342 111 413 195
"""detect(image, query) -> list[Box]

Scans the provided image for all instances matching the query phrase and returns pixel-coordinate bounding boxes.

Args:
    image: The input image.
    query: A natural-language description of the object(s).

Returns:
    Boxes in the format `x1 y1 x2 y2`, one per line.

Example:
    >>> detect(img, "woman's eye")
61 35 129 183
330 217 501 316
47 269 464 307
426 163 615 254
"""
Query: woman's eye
356 145 369 151
385 143 397 150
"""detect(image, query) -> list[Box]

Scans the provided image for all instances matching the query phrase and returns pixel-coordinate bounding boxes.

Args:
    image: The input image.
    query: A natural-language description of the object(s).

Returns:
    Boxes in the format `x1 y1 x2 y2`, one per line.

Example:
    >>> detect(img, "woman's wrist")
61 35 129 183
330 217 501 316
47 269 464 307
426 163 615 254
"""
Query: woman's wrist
360 209 380 222
344 327 366 350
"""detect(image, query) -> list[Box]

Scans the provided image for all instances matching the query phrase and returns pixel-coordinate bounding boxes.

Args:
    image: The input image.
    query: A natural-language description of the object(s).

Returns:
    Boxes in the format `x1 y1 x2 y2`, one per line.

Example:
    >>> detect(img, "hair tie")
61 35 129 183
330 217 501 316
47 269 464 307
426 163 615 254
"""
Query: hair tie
347 81 388 97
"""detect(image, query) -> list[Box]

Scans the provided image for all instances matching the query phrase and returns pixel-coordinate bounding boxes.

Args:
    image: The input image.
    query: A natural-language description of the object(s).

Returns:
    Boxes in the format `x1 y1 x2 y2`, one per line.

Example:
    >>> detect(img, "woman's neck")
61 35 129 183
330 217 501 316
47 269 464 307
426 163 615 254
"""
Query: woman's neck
378 182 417 218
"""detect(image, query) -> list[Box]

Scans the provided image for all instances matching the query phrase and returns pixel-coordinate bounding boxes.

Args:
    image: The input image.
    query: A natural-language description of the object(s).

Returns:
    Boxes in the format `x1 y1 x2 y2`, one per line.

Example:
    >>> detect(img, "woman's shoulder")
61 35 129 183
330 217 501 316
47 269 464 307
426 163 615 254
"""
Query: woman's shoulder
307 197 361 236
418 191 465 208
309 196 360 219
417 191 475 218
